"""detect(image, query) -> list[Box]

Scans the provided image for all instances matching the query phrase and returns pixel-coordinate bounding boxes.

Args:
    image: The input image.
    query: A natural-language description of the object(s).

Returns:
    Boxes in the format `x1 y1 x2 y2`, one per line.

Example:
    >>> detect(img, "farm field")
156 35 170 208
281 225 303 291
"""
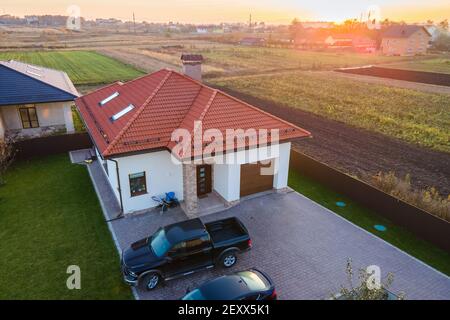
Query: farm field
0 51 144 85
382 56 450 74
210 71 450 153
101 45 420 78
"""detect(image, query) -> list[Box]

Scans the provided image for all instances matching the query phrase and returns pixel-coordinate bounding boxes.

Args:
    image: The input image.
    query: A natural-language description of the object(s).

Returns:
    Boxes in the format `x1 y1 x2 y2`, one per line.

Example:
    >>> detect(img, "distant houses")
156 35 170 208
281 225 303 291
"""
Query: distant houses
239 37 266 46
295 31 376 53
380 25 432 56
324 34 377 53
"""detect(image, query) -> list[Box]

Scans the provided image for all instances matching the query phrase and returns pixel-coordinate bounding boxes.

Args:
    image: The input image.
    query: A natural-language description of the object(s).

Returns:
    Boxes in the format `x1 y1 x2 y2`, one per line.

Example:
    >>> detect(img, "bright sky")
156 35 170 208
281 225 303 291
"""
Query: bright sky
1 0 449 24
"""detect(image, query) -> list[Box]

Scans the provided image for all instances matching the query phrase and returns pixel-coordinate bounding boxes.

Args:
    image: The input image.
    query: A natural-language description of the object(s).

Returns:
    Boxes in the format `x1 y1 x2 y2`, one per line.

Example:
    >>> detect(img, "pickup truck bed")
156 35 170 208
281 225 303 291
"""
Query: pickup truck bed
205 217 249 248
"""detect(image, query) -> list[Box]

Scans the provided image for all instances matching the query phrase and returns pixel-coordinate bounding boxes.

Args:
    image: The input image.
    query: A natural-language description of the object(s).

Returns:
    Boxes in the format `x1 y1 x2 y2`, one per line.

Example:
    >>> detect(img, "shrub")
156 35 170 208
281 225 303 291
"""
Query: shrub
370 171 450 222
333 258 404 300
0 139 15 186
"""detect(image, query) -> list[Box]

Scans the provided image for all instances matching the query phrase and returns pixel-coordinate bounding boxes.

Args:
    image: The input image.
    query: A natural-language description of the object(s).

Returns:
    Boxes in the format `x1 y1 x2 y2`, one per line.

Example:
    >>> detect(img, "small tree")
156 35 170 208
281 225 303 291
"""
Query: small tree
439 19 449 31
334 259 404 300
0 139 15 186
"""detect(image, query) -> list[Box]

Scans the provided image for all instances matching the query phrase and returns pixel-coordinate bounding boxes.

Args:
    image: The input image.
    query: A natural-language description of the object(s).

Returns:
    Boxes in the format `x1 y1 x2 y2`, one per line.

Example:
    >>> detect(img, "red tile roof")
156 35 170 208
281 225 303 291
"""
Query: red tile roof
75 69 311 158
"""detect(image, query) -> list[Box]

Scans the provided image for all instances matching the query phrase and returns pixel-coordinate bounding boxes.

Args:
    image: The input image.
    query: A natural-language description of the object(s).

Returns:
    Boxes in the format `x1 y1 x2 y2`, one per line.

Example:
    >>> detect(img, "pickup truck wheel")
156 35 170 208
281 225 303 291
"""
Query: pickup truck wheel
141 272 160 291
221 252 237 268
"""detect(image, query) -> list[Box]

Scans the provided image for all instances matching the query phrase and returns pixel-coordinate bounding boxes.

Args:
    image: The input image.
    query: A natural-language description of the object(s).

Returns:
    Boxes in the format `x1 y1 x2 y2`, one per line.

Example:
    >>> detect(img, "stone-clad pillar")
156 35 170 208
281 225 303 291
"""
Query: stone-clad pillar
182 163 198 217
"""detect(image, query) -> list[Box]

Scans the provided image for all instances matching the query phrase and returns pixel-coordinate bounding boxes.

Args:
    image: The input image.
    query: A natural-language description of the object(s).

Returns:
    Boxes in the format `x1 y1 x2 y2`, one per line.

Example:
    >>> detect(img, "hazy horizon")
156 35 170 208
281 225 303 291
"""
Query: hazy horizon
1 0 449 24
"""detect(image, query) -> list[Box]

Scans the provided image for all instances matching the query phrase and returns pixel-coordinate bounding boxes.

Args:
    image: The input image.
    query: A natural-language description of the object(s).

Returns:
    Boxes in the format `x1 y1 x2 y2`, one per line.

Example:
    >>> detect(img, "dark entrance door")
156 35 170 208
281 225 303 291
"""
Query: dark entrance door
196 164 212 197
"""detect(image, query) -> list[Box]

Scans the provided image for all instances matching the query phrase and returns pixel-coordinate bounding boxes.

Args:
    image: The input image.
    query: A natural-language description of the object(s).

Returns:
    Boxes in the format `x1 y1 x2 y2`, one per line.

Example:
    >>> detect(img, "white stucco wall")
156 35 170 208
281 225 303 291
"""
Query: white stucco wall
273 142 291 189
109 150 184 214
212 142 291 202
213 162 241 202
95 147 121 206
102 142 291 214
0 101 74 135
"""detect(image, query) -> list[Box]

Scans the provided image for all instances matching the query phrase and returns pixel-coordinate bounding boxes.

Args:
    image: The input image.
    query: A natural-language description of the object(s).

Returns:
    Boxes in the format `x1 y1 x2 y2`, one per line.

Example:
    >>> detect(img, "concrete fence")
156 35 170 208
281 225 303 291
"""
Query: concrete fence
290 150 450 253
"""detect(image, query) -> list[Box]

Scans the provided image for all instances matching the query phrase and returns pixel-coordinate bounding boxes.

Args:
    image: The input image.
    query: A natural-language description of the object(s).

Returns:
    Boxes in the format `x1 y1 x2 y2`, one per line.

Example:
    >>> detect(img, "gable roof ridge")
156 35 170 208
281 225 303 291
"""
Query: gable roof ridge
0 63 78 99
103 70 173 156
215 90 311 136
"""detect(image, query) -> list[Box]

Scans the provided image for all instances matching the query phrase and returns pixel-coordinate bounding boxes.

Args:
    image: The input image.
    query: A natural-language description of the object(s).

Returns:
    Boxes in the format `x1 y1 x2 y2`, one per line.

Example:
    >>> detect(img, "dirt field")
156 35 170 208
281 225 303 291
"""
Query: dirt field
215 87 450 196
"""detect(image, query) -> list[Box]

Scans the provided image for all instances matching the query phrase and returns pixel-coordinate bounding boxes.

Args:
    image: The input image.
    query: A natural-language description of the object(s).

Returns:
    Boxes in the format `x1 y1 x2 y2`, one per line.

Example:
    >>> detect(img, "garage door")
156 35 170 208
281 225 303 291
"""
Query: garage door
240 161 274 197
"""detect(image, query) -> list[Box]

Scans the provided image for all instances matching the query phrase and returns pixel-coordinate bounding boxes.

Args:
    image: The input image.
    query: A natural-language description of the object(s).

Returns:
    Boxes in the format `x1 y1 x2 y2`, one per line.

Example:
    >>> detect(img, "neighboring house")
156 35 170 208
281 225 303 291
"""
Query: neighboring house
380 25 431 56
0 60 78 141
239 37 266 46
75 55 311 216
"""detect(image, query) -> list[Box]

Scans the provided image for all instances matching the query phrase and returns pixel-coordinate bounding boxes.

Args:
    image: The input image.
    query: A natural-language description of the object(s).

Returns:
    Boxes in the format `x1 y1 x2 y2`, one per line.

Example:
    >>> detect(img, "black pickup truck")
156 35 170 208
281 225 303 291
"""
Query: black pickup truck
121 217 251 290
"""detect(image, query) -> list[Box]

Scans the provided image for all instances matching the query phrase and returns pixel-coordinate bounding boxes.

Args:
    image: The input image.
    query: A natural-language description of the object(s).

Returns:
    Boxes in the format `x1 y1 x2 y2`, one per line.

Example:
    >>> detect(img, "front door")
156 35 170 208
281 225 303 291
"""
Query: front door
196 164 212 197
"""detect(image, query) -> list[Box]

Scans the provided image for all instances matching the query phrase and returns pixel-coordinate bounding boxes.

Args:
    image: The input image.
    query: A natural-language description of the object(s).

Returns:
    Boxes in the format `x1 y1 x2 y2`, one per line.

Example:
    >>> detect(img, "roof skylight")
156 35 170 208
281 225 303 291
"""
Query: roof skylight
99 92 120 106
111 104 134 121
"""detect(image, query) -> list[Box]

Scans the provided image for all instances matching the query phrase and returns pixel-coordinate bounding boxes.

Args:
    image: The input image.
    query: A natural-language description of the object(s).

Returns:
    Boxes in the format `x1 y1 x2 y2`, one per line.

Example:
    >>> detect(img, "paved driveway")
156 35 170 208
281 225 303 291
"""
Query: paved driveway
110 191 450 300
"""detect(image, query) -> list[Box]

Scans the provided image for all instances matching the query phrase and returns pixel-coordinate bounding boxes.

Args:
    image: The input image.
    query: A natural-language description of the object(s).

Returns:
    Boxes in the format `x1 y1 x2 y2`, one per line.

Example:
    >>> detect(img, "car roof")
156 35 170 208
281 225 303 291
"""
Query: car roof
164 218 207 244
199 275 250 300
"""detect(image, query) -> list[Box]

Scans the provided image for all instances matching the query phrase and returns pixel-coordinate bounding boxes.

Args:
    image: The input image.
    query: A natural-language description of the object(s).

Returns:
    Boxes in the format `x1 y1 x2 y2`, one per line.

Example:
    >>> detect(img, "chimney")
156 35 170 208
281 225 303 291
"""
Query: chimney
181 54 203 81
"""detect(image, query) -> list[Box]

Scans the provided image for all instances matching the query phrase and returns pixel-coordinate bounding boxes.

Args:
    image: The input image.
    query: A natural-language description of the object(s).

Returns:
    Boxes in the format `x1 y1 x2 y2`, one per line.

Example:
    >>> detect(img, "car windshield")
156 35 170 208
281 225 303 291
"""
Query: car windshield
182 289 206 300
238 271 269 291
150 228 171 257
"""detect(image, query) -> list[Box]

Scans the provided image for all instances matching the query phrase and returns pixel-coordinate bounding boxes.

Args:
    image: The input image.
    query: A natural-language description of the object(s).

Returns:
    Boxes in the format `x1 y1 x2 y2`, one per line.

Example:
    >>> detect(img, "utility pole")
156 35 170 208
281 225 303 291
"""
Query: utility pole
249 13 252 28
133 12 136 34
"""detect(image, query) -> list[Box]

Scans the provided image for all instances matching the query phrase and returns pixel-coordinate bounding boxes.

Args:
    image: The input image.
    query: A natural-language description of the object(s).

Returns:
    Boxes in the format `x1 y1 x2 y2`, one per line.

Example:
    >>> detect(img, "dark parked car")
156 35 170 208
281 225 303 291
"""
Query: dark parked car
182 269 277 300
121 217 251 290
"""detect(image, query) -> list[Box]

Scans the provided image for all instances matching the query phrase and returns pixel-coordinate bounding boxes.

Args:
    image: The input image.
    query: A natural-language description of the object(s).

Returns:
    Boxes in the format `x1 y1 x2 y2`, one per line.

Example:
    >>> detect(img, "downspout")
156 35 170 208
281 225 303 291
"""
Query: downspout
108 158 124 215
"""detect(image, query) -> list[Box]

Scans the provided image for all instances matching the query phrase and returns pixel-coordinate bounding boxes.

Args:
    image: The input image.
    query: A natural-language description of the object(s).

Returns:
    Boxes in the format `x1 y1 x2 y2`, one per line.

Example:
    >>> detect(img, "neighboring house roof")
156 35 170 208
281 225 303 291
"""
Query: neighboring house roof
382 25 431 38
0 60 79 106
75 69 311 158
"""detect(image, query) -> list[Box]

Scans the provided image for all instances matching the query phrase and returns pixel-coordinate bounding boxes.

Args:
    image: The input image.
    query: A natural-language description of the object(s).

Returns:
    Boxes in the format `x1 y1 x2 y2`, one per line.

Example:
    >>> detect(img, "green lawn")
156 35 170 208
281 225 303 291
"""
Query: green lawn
211 71 450 153
288 170 450 276
71 106 85 132
0 51 144 85
0 154 132 299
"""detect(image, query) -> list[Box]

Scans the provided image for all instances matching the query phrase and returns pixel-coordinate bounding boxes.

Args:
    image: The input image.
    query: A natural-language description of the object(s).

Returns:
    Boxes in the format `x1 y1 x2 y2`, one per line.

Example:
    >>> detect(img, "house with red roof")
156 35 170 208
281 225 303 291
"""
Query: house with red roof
75 55 310 216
